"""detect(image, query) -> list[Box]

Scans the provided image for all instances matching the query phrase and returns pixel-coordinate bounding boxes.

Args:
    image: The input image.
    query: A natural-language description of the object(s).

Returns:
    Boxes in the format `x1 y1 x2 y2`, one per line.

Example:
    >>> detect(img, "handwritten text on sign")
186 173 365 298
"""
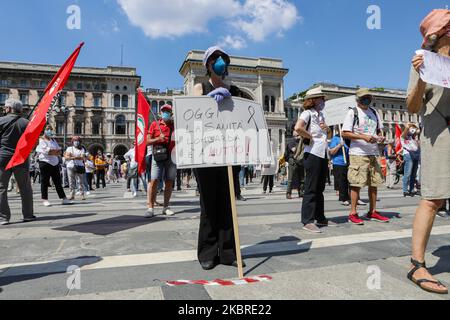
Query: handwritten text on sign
416 49 450 89
173 96 273 169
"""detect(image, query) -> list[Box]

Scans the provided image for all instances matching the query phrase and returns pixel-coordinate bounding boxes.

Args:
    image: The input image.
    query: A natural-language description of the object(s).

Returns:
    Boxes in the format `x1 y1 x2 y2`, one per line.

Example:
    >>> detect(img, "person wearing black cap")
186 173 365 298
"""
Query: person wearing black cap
192 46 246 270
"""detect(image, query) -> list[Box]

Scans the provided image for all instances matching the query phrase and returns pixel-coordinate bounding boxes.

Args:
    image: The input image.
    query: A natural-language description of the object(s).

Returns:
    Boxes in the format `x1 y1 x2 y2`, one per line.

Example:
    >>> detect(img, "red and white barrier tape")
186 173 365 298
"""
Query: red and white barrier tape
166 275 272 287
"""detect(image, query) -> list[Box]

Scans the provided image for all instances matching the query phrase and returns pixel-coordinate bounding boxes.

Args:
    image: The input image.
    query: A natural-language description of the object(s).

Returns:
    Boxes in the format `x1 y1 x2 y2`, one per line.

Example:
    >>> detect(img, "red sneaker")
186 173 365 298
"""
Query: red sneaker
348 213 364 225
367 211 390 223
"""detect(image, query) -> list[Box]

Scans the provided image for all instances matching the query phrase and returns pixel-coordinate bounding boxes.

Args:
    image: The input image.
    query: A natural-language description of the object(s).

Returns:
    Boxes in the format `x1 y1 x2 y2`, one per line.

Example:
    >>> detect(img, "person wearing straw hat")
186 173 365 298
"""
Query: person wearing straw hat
295 87 336 234
342 88 389 226
406 9 449 295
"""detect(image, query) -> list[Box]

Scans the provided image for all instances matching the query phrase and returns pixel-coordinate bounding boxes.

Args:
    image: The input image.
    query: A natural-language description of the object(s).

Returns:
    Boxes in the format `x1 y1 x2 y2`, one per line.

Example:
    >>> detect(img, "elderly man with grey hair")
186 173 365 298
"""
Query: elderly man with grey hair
0 99 35 225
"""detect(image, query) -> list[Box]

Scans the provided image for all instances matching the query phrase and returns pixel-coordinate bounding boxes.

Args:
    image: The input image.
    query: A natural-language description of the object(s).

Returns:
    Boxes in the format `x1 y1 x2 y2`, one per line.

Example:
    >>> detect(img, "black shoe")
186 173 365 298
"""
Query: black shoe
200 260 218 270
23 216 37 222
236 195 247 201
230 260 246 268
404 192 411 197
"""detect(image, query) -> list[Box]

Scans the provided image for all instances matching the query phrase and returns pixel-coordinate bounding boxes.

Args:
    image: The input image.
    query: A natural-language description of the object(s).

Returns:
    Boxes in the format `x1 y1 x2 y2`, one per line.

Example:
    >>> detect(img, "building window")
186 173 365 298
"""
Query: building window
0 79 9 87
264 96 269 112
94 95 102 108
0 92 8 105
167 101 173 106
101 84 107 91
75 122 83 134
121 95 129 108
19 92 29 105
75 94 84 107
159 101 165 111
114 94 121 109
93 123 100 135
115 115 126 135
399 105 403 110
151 101 158 117
59 94 66 106
20 80 28 88
56 122 64 135
279 129 283 146
94 83 100 91
400 114 404 122
271 96 276 113
383 112 387 121
77 83 83 90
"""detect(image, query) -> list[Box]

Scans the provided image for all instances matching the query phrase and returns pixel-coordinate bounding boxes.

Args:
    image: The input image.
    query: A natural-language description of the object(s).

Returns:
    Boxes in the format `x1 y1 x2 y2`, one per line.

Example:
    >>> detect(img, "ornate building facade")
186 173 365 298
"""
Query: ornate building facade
0 61 141 157
179 50 289 155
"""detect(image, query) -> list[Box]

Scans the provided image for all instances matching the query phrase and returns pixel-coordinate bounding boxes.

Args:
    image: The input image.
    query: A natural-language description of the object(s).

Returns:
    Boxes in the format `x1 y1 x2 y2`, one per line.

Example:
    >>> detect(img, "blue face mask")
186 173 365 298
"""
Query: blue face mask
212 56 227 76
359 97 372 107
45 130 54 137
161 112 172 121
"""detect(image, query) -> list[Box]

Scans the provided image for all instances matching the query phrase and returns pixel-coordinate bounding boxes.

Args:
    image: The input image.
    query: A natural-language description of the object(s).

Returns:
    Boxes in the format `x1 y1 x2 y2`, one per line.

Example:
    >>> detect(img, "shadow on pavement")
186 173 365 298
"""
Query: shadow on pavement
242 236 311 259
429 246 450 276
53 215 165 236
0 256 102 287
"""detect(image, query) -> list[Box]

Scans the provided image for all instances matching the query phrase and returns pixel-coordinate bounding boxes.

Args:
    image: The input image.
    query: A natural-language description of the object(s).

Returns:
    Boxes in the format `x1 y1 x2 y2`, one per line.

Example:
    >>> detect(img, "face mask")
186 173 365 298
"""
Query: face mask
315 100 325 111
161 111 172 121
74 141 80 147
359 97 372 106
212 56 227 76
45 130 54 137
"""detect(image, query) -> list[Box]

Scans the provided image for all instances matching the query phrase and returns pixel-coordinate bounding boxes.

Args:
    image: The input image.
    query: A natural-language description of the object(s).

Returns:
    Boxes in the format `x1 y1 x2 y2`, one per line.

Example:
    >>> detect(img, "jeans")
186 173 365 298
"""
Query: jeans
67 168 85 196
403 153 419 193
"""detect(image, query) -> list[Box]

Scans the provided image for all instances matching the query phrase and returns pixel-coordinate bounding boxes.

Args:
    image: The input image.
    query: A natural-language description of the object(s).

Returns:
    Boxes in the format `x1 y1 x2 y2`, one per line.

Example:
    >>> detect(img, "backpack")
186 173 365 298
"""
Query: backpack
293 111 312 166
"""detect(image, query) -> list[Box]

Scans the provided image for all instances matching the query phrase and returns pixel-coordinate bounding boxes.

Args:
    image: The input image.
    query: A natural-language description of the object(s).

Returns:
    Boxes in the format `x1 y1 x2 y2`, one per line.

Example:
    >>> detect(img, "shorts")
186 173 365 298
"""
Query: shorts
150 158 177 181
348 155 383 188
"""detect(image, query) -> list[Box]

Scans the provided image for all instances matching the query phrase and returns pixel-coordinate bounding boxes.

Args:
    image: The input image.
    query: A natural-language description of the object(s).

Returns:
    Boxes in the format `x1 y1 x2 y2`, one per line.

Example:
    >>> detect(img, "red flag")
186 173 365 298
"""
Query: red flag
136 90 150 175
6 43 84 170
395 123 402 154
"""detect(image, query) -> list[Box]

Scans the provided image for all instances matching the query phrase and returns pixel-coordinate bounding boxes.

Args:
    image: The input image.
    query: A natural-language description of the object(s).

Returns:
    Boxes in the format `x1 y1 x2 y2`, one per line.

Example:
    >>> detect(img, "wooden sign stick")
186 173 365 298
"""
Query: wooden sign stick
339 123 348 165
227 165 244 279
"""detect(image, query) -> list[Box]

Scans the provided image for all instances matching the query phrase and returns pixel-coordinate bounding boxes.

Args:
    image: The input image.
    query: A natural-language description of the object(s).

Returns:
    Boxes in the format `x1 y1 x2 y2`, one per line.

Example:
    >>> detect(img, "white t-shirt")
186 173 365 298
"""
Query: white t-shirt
401 137 419 155
299 109 328 159
124 148 138 169
36 138 61 167
65 146 86 168
342 106 383 156
85 160 95 173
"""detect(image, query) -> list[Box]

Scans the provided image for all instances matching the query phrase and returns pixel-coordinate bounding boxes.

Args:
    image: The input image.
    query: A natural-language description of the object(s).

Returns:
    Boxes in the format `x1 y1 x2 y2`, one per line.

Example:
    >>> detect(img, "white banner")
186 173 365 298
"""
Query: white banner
322 95 357 126
173 96 273 169
416 49 450 89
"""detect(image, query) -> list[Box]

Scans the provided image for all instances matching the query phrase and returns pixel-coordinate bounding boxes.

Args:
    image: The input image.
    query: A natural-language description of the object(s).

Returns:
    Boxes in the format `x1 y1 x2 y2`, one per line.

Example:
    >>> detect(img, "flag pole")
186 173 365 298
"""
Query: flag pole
227 165 244 279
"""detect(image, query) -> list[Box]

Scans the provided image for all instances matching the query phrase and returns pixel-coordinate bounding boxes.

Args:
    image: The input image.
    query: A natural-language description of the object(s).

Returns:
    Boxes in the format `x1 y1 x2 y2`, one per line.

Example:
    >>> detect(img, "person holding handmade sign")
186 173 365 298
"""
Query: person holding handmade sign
406 9 449 295
295 87 336 234
146 104 176 218
191 46 246 270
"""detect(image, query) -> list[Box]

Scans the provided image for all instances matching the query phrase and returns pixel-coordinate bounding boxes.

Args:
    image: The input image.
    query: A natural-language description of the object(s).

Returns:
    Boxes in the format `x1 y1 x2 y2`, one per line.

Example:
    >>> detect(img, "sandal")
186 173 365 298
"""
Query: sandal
407 258 448 294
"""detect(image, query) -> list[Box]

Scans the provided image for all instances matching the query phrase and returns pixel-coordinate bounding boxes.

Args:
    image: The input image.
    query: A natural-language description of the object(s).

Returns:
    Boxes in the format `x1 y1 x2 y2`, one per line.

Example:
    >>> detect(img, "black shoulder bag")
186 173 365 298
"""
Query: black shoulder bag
153 125 172 163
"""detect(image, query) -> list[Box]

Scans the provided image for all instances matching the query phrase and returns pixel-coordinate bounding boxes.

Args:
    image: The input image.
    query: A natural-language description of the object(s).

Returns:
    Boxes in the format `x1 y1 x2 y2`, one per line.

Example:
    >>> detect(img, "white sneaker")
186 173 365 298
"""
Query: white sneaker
43 200 51 207
76 191 81 196
357 200 367 206
145 208 154 218
61 198 73 205
86 191 91 196
162 207 175 216
132 192 137 198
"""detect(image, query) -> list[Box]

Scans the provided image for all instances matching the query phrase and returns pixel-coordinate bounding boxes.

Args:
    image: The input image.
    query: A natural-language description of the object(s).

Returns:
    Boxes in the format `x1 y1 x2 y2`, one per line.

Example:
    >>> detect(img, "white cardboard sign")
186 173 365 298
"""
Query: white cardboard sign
173 96 273 169
416 49 450 89
323 95 357 126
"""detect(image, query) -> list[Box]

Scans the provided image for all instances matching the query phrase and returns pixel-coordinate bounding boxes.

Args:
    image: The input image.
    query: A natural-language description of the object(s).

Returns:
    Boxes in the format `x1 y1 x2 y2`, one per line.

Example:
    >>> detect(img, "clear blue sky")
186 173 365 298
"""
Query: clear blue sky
0 0 448 97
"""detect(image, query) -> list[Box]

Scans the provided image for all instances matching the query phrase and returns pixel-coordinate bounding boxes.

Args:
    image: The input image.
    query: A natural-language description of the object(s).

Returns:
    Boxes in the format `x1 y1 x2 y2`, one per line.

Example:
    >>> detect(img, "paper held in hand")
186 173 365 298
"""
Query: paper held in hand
173 96 274 169
416 49 450 89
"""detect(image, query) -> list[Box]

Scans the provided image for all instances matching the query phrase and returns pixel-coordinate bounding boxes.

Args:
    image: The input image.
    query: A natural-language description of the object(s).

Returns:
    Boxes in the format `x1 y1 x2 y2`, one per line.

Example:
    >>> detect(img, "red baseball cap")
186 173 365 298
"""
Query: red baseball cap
161 104 173 112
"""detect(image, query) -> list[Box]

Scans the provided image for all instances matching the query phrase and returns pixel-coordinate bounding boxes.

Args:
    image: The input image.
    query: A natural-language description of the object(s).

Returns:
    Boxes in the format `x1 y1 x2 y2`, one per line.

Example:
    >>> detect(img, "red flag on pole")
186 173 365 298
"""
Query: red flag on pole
6 43 84 170
136 90 150 175
395 123 403 154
